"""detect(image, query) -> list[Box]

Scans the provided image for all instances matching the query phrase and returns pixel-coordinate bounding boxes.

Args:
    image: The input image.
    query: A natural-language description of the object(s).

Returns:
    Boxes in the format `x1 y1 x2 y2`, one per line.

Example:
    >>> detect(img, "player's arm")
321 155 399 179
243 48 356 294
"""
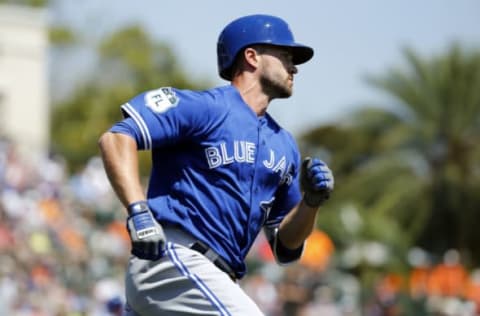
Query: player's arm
98 131 145 208
99 130 166 260
277 201 320 250
276 158 334 257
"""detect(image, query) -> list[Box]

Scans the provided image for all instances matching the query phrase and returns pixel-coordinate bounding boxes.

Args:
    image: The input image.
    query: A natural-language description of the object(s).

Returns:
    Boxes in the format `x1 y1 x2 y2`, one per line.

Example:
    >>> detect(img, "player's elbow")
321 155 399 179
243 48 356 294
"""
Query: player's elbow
98 132 112 152
98 131 122 158
98 132 138 156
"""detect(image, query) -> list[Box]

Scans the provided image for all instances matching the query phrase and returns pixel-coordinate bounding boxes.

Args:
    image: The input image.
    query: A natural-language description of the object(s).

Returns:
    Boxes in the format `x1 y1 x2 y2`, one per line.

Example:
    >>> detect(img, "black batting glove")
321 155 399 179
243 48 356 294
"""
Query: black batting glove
126 201 166 260
300 157 334 208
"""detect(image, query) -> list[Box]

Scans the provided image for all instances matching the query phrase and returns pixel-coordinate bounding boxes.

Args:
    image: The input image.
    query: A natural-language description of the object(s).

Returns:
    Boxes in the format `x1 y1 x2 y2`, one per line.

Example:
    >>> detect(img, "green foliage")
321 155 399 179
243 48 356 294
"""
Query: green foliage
50 25 211 173
301 44 480 270
49 26 76 45
0 0 48 7
51 83 135 171
97 25 201 91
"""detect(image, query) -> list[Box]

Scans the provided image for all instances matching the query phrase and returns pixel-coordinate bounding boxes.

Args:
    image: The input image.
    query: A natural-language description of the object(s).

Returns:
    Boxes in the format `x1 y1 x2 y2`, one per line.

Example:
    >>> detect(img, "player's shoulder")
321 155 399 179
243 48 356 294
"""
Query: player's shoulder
182 85 235 117
199 85 236 109
165 85 230 102
126 85 230 113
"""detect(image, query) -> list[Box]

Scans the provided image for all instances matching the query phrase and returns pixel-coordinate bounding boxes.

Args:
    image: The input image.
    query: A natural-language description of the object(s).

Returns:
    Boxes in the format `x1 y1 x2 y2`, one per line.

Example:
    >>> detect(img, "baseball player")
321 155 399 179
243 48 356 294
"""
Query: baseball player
99 14 334 315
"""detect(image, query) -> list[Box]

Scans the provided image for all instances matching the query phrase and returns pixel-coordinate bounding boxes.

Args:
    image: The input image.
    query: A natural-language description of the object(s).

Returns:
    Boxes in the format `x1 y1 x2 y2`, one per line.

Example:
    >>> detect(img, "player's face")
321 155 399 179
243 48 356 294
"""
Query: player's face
257 46 297 99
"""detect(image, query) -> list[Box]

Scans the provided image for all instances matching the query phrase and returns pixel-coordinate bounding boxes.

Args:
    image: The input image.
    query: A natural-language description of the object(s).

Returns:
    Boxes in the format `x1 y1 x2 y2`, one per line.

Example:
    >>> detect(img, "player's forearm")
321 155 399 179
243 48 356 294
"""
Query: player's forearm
98 132 146 210
277 200 319 249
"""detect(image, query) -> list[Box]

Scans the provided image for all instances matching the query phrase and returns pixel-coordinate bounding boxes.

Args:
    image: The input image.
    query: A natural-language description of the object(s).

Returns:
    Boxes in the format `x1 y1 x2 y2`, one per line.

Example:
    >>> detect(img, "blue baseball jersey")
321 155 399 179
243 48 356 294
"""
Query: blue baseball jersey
110 85 303 278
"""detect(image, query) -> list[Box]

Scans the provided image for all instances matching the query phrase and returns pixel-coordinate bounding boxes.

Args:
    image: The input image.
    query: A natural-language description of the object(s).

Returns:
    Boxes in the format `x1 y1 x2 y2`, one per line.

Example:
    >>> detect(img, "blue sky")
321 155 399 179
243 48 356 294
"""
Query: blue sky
51 0 480 136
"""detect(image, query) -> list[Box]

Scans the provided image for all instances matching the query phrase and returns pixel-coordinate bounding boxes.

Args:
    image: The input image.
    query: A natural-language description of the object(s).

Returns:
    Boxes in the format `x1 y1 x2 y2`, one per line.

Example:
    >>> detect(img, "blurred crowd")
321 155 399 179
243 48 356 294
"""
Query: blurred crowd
1 137 480 315
0 138 127 315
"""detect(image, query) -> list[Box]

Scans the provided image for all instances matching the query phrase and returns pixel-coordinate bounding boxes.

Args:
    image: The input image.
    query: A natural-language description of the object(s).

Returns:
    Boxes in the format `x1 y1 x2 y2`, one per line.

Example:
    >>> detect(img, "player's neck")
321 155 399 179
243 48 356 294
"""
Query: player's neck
231 76 269 116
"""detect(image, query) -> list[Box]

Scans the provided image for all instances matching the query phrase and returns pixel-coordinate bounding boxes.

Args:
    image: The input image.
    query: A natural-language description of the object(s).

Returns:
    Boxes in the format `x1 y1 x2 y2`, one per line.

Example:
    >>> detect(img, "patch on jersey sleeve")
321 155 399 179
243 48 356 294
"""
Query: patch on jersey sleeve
145 87 179 113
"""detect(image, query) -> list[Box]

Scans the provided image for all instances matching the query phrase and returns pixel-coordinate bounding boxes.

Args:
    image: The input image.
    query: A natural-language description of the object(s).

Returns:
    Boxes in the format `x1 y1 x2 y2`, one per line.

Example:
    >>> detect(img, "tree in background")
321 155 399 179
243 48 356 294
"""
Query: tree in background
50 25 210 172
300 44 480 273
0 0 47 7
1 1 209 172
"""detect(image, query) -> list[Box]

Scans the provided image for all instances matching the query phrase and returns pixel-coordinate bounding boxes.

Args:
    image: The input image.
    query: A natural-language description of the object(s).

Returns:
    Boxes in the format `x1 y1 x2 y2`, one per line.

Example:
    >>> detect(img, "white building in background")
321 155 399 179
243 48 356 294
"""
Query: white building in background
0 4 49 156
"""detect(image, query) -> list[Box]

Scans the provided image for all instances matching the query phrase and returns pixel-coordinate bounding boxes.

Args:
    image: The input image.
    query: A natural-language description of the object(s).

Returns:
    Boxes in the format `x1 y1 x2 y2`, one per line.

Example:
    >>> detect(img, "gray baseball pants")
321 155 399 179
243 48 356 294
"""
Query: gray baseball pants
124 227 265 315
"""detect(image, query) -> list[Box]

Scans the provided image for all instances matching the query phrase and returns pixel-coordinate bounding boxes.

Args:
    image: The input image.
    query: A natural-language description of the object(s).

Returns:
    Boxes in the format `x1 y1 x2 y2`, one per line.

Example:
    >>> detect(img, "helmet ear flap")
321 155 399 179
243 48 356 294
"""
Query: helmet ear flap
217 14 314 81
217 36 236 80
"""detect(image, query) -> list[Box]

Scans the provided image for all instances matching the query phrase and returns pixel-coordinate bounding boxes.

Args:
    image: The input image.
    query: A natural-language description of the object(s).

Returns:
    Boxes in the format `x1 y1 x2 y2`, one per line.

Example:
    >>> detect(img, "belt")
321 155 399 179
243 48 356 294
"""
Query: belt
163 226 237 282
189 240 237 282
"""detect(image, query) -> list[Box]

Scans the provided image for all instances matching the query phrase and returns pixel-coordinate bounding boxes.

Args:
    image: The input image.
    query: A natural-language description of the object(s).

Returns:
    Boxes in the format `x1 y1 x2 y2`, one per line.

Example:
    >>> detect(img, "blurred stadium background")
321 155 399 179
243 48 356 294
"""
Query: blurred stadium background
1 1 480 315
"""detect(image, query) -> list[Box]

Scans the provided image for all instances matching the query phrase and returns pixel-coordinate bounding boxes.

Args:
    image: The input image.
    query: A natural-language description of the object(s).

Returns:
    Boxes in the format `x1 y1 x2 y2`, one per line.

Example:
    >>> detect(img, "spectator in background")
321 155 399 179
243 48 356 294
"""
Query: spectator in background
277 265 316 316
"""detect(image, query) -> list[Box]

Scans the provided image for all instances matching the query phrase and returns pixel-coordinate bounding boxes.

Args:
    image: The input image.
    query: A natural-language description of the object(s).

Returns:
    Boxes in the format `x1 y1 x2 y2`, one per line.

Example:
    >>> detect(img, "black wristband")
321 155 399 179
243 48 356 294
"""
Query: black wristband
127 201 149 215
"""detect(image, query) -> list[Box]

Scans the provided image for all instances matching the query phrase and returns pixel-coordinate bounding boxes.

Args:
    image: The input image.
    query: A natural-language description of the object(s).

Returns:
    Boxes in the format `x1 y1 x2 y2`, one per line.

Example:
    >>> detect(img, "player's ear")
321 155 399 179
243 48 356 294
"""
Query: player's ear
232 47 259 75
230 46 261 79
242 47 261 71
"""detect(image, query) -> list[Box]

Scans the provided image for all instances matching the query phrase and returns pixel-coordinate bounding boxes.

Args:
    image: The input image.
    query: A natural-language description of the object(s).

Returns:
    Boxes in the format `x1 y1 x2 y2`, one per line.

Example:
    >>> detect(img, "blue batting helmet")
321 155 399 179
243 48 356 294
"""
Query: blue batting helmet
217 14 314 81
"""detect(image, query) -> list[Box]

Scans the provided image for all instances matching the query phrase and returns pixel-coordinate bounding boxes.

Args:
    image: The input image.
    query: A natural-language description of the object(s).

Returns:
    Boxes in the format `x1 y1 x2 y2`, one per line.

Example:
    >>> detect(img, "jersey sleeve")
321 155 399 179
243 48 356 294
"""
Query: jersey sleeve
116 87 213 150
109 117 143 141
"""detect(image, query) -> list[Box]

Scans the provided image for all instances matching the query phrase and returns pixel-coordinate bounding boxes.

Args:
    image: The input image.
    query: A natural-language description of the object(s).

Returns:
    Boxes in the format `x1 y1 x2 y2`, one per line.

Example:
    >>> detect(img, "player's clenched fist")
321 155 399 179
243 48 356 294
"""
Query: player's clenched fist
126 201 166 260
300 157 334 208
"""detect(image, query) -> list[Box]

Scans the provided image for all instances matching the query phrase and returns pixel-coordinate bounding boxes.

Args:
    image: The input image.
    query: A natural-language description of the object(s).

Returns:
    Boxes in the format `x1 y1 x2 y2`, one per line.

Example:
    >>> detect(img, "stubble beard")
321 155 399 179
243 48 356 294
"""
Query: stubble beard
260 74 293 100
